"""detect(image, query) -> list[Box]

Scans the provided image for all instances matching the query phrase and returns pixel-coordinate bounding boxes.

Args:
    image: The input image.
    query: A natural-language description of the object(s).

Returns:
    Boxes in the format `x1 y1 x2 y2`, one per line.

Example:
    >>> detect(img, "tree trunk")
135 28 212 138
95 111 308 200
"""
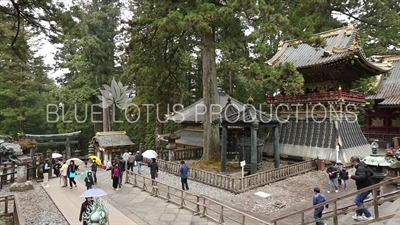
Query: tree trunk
102 105 109 132
201 30 220 162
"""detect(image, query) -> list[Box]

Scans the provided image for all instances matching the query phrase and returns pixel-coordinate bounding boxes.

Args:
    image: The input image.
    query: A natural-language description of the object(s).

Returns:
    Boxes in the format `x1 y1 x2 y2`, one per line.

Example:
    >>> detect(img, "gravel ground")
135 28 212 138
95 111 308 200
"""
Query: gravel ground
0 182 68 225
140 163 356 215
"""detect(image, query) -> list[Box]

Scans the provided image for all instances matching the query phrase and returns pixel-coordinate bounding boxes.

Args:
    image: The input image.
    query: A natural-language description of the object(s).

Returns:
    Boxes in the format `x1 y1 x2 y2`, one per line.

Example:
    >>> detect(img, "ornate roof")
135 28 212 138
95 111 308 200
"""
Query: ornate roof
266 25 391 75
91 131 134 148
167 91 244 123
368 56 400 106
212 98 281 126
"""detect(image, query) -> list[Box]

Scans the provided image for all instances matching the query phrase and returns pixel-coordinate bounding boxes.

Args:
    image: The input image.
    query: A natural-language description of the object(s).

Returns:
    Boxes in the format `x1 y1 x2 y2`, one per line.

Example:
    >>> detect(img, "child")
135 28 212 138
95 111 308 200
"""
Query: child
313 187 328 225
339 167 349 190
84 171 94 190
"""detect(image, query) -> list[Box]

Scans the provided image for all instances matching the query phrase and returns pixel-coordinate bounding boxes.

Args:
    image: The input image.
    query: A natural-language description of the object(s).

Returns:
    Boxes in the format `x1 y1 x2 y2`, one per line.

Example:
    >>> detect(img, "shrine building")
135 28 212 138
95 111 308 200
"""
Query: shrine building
365 55 400 147
264 25 392 164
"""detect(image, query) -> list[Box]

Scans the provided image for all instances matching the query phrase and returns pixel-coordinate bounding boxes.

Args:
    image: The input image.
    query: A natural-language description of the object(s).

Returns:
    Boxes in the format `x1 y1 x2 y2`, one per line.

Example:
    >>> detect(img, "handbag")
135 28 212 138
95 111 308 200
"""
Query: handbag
70 172 76 178
155 172 158 178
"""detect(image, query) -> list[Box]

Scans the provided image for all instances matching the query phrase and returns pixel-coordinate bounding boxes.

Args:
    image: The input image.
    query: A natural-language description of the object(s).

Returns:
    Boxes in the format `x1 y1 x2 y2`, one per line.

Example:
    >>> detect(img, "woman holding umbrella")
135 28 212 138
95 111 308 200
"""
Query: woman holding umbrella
67 160 77 189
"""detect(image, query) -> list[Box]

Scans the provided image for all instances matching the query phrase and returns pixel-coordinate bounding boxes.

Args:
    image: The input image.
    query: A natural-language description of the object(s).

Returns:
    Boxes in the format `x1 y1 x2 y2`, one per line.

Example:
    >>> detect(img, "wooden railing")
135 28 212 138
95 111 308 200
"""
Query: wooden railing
0 166 37 189
236 159 317 192
265 91 366 103
271 176 400 225
0 195 25 225
125 171 271 225
156 158 317 193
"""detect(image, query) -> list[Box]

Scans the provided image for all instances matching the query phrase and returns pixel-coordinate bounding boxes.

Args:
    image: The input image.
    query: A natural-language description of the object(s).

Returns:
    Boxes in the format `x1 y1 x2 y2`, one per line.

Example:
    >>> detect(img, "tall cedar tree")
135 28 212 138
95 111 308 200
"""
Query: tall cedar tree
0 15 56 137
53 0 120 144
125 1 305 161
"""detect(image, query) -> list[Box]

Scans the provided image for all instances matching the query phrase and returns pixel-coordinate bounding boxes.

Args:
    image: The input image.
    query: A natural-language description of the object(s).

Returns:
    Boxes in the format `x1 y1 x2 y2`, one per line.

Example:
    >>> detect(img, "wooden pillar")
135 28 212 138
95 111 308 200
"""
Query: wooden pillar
220 125 228 174
250 125 258 175
273 126 280 169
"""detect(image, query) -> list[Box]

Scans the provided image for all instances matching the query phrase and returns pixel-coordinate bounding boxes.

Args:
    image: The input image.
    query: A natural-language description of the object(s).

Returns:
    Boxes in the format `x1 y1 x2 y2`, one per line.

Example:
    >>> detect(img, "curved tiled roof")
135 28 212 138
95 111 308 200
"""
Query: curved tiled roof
167 91 244 123
368 58 400 106
266 25 391 74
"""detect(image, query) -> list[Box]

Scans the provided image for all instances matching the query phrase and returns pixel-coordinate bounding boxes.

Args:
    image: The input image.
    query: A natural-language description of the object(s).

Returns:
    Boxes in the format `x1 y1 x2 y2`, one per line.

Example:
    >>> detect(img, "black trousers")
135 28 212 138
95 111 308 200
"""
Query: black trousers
69 178 76 187
112 177 119 189
86 185 92 190
127 163 134 171
181 178 189 190
93 172 97 183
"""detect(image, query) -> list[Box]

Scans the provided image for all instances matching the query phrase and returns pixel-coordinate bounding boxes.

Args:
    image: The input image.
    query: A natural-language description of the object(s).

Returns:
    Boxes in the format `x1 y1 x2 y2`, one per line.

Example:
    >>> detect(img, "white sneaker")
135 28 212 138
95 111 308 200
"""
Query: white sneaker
45 185 49 188
327 191 331 193
335 190 339 193
363 216 374 221
352 215 363 220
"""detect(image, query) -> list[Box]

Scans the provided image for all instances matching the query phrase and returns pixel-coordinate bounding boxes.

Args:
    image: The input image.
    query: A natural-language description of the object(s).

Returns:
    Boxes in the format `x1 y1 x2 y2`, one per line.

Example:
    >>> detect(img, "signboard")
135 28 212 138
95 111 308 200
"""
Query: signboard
240 160 246 167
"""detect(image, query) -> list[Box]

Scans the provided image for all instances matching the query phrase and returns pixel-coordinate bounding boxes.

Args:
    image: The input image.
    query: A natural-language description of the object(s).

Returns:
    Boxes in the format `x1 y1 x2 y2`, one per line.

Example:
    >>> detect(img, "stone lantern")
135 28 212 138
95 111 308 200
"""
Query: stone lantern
166 132 180 161
361 140 395 194
88 143 95 156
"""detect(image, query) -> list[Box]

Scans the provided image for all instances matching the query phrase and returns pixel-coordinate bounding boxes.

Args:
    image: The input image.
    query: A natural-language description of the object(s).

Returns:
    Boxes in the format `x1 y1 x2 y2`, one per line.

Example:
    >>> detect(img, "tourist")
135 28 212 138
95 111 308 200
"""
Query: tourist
111 163 120 190
148 158 159 185
135 151 143 174
339 166 349 190
90 159 98 184
43 158 50 188
79 197 94 225
336 160 344 188
348 156 374 221
60 161 68 187
127 152 135 171
84 171 94 190
53 160 61 177
180 161 189 190
67 160 77 189
326 165 339 193
313 187 328 225
105 160 112 170
118 157 126 188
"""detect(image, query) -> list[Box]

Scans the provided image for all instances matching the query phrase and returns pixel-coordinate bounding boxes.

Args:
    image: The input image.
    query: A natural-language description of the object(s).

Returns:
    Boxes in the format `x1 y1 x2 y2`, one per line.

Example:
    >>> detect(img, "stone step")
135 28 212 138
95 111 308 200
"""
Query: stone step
385 212 400 225
380 197 400 215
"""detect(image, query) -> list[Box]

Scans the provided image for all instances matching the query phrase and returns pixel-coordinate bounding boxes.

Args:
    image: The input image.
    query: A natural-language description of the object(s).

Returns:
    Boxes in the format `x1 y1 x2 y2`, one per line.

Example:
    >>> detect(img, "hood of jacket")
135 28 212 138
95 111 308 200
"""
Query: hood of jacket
356 161 368 169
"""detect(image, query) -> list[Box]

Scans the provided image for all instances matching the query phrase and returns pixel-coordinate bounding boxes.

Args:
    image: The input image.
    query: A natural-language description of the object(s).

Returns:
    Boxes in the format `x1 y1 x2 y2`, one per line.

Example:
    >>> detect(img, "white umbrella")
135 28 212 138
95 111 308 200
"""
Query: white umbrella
79 188 107 198
142 150 158 159
52 153 62 159
66 158 84 165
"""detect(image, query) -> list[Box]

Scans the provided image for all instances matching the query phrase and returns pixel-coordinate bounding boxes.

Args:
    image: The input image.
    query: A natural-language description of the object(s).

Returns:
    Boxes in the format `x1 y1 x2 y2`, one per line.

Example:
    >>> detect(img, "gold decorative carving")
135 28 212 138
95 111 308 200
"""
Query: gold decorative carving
391 118 400 127
371 117 384 127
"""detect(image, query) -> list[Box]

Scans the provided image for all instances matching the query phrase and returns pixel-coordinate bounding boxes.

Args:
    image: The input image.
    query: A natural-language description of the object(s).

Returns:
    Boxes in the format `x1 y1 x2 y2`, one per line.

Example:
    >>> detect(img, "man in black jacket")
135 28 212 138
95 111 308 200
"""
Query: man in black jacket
326 165 339 193
79 197 93 225
135 151 143 174
348 156 374 221
118 157 126 188
90 160 97 184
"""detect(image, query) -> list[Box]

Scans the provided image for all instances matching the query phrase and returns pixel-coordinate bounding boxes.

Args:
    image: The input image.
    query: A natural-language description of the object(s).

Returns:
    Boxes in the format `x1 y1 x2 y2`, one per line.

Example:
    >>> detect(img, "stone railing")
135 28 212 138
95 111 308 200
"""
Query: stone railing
0 195 25 225
156 158 317 193
159 147 203 161
126 172 271 225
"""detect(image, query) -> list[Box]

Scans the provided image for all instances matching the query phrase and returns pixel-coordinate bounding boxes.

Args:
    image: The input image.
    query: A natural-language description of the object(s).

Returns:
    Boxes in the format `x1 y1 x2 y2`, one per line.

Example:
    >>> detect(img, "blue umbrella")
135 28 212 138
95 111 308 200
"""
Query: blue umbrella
80 170 93 180
79 188 107 198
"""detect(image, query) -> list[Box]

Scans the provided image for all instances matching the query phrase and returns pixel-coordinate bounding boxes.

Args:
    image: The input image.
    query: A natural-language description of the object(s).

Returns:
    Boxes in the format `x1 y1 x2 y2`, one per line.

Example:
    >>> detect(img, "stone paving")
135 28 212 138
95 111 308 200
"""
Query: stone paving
77 168 217 225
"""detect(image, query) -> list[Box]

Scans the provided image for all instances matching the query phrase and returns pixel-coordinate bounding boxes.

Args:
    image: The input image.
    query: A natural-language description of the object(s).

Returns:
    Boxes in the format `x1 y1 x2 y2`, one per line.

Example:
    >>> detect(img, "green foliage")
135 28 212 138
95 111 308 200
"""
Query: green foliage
51 0 121 147
0 15 57 137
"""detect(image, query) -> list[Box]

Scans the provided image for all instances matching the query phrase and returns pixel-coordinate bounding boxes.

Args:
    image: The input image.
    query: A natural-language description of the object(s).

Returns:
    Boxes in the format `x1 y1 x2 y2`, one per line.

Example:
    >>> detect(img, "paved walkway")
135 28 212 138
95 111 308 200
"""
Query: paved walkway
42 176 135 225
44 166 216 225
93 168 216 225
